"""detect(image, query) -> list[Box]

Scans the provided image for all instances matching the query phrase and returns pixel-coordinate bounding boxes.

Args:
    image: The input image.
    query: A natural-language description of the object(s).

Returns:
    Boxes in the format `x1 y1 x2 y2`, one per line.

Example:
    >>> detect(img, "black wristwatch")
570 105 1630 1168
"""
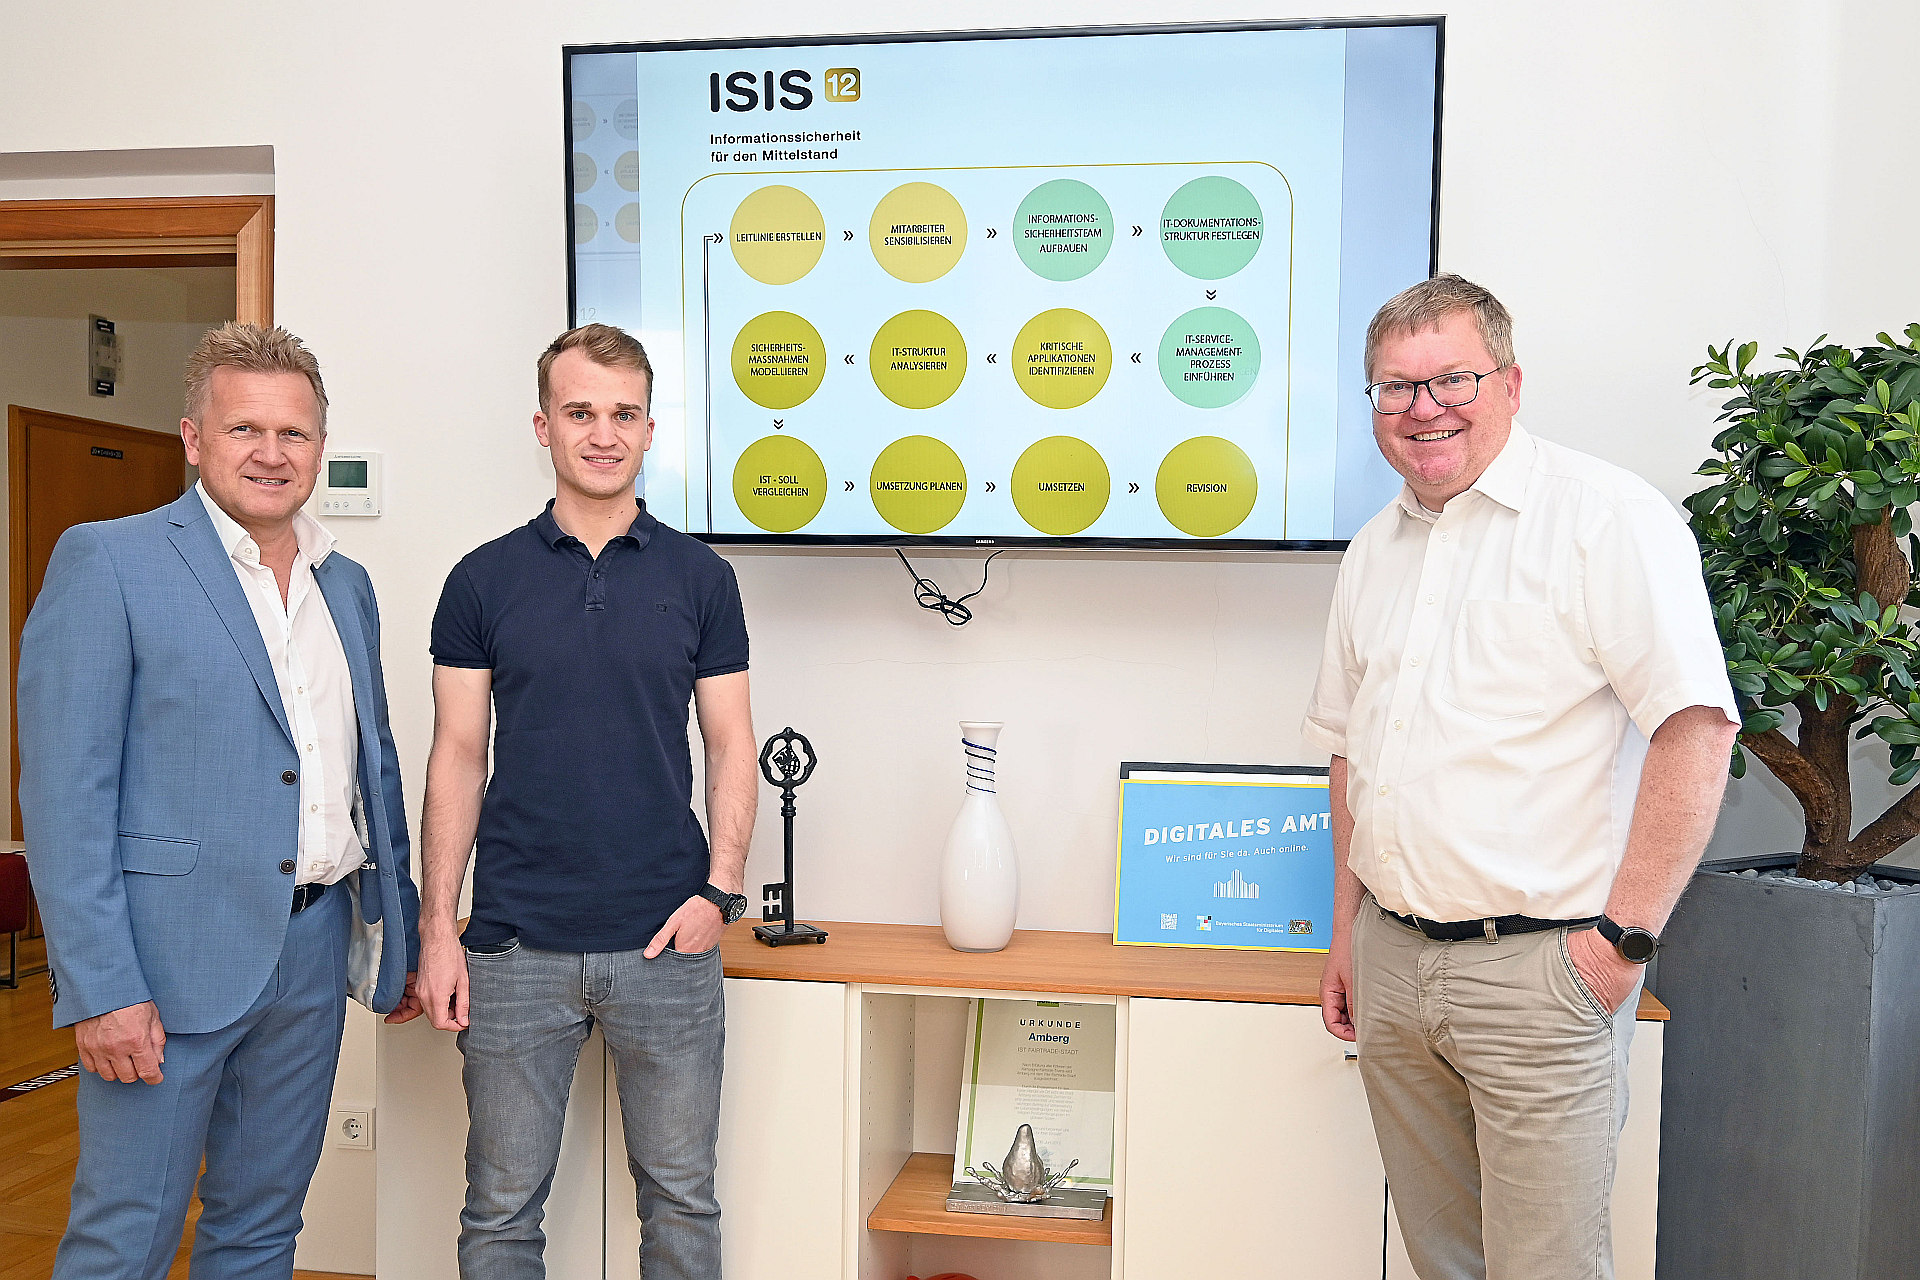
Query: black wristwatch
1595 915 1659 964
699 884 749 925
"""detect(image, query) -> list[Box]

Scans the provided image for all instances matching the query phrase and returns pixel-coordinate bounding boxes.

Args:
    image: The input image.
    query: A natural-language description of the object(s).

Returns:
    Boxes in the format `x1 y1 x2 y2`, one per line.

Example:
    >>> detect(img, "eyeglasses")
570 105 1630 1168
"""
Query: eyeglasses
1365 368 1505 414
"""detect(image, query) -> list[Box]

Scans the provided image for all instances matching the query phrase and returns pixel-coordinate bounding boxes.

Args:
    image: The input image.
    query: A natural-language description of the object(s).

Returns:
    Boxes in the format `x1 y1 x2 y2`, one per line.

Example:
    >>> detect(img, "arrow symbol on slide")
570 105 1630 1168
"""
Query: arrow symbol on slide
843 230 854 240
707 233 724 244
986 352 998 364
1131 225 1143 237
986 227 998 239
843 480 855 492
773 419 784 429
984 481 997 493
1128 482 1141 494
844 354 856 364
1205 290 1218 300
1130 352 1142 364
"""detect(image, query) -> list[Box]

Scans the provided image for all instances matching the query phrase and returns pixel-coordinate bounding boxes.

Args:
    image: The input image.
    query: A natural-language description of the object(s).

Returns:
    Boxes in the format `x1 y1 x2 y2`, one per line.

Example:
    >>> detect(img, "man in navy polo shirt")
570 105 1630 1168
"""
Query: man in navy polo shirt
415 323 758 1280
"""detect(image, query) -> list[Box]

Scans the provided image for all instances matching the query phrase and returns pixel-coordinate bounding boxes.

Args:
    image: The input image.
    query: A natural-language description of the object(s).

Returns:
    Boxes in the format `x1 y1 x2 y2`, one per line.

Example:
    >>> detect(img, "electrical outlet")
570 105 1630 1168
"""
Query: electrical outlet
332 1108 373 1150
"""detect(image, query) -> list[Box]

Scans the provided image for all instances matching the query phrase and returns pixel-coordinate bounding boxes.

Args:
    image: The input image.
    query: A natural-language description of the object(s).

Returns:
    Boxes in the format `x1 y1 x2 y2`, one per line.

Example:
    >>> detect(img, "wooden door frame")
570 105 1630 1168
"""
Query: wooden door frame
0 194 272 322
2 193 273 839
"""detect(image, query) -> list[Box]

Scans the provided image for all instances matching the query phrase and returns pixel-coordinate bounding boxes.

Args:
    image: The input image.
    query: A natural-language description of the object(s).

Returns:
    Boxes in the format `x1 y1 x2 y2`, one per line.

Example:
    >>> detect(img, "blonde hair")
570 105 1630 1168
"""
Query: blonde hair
537 323 654 410
183 322 328 428
1364 273 1515 381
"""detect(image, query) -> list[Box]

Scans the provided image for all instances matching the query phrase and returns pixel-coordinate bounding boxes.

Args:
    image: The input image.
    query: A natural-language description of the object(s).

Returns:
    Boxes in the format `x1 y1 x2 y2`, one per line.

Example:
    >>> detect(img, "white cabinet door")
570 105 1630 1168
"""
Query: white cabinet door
1122 999 1385 1278
604 977 848 1280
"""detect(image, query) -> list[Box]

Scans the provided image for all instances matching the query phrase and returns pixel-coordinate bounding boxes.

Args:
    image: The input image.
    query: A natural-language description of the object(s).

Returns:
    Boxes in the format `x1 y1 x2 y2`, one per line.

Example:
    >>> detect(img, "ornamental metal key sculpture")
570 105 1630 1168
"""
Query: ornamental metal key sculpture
754 727 829 946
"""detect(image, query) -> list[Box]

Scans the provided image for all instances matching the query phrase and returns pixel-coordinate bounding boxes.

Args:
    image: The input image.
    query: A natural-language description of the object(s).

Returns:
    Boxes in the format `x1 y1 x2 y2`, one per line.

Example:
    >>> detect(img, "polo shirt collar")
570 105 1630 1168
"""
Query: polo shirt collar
533 497 657 550
1394 421 1534 523
195 481 335 566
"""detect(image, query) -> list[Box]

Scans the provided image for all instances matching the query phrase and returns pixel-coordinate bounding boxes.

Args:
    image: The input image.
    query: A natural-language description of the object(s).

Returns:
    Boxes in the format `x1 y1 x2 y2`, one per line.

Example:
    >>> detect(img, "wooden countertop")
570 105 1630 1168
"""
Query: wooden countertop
721 920 1670 1021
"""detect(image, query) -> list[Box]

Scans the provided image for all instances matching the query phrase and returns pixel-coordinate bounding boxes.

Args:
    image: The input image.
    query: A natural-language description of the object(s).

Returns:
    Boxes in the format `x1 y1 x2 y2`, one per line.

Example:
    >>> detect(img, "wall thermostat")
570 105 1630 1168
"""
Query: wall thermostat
319 452 382 515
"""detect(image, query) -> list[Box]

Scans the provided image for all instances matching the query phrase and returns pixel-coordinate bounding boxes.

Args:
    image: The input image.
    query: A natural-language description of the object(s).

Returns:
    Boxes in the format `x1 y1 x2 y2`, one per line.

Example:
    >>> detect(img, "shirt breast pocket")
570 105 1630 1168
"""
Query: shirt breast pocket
1443 599 1557 721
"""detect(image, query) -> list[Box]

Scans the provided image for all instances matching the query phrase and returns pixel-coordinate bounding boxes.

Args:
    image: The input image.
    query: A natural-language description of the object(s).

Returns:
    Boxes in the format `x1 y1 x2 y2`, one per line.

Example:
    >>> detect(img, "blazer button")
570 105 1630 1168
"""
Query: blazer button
281 770 298 785
279 858 296 874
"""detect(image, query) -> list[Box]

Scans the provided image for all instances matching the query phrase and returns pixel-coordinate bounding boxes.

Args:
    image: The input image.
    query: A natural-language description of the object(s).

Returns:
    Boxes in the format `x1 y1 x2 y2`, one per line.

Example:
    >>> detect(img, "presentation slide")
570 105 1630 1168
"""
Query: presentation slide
568 22 1438 546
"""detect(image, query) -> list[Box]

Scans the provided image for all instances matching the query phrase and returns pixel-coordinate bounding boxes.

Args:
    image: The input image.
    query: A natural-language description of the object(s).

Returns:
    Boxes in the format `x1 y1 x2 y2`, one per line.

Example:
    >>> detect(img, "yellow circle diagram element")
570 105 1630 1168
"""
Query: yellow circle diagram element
1011 309 1112 409
1011 436 1111 535
731 312 825 410
1156 436 1259 537
869 311 967 409
615 204 641 243
733 435 829 533
870 435 967 534
869 182 967 283
572 153 597 195
730 185 826 285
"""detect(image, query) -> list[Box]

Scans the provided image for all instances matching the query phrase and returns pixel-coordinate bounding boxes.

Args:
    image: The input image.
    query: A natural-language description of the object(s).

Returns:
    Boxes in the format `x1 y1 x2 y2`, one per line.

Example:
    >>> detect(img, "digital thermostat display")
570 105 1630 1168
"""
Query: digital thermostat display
328 458 370 489
319 451 382 516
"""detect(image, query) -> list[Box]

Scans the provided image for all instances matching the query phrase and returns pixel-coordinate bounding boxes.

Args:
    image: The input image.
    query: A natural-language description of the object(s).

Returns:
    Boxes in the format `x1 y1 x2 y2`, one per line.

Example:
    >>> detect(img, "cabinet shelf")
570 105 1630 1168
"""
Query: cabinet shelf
867 1152 1112 1247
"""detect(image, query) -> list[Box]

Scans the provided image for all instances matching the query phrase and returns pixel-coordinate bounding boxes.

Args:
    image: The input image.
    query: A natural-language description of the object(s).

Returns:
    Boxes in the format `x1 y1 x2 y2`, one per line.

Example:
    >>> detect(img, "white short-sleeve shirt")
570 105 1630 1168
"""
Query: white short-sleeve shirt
1301 423 1738 921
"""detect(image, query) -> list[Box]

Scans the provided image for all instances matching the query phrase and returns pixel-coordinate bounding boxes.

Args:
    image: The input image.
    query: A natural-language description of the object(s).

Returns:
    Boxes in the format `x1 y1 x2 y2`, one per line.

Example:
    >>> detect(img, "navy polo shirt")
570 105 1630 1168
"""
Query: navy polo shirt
430 500 749 952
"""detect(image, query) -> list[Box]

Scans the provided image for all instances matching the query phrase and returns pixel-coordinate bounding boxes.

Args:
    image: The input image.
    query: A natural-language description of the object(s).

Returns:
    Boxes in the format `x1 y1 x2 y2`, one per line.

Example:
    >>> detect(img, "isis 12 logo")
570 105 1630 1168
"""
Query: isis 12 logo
708 68 860 113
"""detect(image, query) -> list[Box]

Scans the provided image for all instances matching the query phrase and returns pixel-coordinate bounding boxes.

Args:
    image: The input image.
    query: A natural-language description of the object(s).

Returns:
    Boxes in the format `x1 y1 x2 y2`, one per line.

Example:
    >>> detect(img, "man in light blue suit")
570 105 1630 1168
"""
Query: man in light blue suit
19 322 422 1280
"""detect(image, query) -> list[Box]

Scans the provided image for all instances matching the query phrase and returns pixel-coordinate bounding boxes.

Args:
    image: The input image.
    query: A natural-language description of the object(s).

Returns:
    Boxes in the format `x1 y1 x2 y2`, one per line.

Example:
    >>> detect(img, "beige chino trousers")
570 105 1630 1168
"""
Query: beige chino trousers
1351 898 1640 1280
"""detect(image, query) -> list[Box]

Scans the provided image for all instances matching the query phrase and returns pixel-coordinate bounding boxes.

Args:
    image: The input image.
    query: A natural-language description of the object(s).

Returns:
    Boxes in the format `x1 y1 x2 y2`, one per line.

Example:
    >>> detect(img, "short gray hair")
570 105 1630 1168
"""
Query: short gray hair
183 322 328 429
1364 273 1514 381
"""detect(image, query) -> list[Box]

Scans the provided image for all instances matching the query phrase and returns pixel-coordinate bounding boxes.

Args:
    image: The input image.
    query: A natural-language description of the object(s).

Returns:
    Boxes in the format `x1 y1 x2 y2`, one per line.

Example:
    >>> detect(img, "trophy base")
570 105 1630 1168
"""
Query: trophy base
753 922 830 946
945 1183 1109 1219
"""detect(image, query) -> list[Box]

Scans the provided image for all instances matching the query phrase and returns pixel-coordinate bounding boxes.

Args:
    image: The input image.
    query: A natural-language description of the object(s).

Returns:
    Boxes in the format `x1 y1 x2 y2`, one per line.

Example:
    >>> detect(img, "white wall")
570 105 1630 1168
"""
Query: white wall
4 0 1919 1270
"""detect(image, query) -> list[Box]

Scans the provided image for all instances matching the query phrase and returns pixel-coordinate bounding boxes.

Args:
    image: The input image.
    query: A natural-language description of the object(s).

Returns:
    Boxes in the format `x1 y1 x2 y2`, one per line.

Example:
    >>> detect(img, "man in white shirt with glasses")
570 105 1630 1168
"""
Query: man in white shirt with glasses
1304 274 1739 1280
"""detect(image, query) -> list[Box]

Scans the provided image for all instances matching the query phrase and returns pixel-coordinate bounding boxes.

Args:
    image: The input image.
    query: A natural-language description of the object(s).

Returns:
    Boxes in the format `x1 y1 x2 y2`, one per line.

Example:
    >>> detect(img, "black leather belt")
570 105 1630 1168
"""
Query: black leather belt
291 881 329 915
1384 907 1598 942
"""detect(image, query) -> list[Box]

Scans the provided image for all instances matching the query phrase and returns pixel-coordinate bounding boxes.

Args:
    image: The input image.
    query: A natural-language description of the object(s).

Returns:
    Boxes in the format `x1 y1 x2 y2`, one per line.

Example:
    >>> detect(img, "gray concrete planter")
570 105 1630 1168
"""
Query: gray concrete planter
1652 854 1920 1280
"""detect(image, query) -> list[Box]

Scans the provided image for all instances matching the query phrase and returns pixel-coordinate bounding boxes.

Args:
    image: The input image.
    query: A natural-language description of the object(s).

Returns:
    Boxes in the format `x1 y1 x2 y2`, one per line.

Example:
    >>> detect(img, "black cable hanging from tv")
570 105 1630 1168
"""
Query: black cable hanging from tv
896 549 1006 625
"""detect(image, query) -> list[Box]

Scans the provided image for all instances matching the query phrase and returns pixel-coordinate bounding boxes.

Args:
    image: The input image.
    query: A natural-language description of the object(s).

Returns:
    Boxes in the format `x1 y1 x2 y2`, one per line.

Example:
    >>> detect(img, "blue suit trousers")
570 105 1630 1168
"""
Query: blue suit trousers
53 884 351 1280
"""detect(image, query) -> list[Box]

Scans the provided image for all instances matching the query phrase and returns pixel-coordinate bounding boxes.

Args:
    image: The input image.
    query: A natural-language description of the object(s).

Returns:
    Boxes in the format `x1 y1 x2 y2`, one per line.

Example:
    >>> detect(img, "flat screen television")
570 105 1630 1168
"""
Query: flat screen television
565 19 1442 549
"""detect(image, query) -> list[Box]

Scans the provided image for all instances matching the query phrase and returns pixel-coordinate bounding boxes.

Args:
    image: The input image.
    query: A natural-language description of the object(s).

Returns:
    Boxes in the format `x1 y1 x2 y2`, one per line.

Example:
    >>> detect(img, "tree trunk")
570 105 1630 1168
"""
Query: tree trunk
1853 511 1910 615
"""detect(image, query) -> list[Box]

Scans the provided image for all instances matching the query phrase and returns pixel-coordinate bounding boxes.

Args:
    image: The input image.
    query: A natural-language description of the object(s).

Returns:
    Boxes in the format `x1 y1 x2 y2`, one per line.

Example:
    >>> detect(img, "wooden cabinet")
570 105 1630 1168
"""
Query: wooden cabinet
380 922 1665 1278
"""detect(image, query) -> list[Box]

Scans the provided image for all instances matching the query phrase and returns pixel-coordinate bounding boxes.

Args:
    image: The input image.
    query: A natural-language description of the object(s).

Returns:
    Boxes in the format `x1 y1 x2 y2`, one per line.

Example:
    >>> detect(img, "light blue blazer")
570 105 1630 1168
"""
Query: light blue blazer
18 491 420 1033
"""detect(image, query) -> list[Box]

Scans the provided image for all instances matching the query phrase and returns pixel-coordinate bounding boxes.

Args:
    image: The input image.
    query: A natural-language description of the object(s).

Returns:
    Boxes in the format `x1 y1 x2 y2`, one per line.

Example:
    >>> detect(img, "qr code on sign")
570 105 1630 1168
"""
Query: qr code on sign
1290 920 1314 935
1160 913 1178 930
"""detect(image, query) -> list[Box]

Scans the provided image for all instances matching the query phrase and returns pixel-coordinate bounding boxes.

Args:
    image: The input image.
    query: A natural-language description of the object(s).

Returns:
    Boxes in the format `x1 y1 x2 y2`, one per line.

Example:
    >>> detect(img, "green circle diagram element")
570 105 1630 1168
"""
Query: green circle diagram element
870 311 967 409
1012 436 1111 535
1011 309 1112 409
870 182 967 283
1013 179 1114 281
731 312 825 410
730 185 827 285
1159 307 1261 408
733 436 828 533
1156 436 1258 537
870 435 967 534
1160 177 1264 280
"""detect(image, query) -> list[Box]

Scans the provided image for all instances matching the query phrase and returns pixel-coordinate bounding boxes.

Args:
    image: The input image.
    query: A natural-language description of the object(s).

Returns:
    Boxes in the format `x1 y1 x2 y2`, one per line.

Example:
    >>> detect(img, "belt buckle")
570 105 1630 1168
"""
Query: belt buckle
1482 917 1499 944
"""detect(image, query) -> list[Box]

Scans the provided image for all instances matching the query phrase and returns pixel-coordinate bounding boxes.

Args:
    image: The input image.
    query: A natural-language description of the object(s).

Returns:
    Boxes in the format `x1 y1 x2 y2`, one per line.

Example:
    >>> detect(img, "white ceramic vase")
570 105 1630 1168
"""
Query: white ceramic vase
940 721 1019 952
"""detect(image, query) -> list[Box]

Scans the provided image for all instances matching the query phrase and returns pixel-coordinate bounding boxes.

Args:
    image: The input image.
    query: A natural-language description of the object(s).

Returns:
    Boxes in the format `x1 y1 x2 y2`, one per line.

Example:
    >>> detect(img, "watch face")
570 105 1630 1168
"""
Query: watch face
1620 929 1658 964
723 895 747 924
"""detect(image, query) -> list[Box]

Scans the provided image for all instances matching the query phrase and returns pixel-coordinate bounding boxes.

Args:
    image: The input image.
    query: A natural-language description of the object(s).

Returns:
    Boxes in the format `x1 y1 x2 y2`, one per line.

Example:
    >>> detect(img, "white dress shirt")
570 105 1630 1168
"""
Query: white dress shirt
197 484 363 887
1301 424 1738 921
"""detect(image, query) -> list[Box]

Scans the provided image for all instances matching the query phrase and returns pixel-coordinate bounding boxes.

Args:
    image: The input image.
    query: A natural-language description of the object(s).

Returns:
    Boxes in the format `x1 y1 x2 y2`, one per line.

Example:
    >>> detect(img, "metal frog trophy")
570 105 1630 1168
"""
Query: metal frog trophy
754 727 830 946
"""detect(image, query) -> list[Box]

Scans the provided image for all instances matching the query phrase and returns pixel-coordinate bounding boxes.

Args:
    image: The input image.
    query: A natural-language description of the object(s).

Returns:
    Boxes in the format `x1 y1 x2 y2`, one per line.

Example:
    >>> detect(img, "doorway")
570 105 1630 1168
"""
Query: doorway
0 196 270 839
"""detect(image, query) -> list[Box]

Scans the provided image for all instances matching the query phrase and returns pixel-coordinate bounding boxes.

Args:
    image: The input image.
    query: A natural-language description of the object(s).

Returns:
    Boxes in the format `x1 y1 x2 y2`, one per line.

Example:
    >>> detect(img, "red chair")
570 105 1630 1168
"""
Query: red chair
0 850 35 989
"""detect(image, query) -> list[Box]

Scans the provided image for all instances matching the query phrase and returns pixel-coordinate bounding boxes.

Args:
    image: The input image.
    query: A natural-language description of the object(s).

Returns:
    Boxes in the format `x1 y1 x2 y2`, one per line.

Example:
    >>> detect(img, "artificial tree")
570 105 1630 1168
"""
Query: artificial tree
1686 324 1920 882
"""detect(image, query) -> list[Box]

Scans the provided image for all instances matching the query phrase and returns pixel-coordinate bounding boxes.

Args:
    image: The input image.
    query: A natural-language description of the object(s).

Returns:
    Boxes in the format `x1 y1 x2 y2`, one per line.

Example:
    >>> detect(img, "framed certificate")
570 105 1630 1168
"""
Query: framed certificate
1113 762 1332 951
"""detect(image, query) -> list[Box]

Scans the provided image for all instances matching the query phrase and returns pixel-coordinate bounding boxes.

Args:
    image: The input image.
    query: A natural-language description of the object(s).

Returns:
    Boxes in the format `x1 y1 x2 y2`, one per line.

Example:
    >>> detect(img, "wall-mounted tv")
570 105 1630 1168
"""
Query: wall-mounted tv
565 19 1442 549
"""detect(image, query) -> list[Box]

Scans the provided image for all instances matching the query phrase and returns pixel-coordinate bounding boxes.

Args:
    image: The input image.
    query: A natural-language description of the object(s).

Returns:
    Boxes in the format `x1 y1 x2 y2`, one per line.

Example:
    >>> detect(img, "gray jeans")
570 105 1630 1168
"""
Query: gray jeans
1352 899 1639 1280
456 938 726 1280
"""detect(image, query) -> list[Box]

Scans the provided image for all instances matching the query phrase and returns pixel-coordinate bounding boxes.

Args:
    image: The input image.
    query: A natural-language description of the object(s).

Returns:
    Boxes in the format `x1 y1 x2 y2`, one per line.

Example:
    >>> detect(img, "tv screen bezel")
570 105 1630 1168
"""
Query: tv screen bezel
563 17 1444 552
